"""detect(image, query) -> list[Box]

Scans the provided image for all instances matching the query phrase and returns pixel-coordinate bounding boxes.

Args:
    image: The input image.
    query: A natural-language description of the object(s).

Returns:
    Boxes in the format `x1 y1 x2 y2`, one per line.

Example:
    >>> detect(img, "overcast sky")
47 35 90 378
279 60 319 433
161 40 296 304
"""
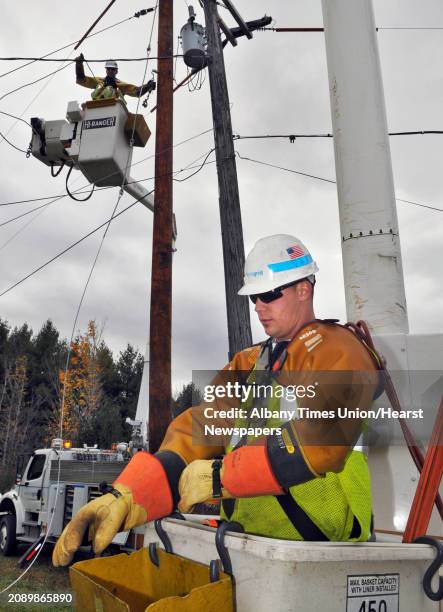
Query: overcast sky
0 0 442 391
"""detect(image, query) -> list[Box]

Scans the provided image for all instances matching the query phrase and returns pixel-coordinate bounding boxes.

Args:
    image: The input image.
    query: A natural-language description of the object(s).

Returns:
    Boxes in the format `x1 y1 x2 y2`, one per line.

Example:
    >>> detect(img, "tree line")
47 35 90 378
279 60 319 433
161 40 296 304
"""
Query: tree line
0 318 202 492
0 319 145 492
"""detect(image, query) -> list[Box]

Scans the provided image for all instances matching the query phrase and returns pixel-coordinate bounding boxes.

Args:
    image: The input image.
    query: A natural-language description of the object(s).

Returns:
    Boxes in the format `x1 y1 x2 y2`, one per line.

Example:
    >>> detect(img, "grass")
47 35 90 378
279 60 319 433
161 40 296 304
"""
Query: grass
0 544 73 612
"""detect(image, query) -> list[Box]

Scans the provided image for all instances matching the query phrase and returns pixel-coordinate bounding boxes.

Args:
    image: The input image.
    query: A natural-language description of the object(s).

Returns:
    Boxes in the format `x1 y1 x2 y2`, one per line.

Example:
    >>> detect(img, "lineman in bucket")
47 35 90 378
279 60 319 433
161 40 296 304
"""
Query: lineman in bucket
75 56 156 103
53 234 380 566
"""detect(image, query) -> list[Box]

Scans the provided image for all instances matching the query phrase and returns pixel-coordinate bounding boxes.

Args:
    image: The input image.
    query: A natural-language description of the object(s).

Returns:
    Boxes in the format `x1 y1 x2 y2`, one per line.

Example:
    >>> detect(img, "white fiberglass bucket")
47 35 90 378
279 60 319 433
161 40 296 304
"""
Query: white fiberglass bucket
144 517 440 612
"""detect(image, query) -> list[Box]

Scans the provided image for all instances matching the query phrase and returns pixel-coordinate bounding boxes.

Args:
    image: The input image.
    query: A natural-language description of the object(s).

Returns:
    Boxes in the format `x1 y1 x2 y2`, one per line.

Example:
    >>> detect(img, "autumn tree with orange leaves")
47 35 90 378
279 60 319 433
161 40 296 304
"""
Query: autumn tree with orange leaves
59 321 104 445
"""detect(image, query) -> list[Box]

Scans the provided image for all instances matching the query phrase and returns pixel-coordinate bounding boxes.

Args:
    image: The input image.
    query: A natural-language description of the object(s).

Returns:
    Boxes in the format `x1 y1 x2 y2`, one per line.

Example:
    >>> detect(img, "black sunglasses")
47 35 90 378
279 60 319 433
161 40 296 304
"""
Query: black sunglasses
249 281 299 304
249 278 315 305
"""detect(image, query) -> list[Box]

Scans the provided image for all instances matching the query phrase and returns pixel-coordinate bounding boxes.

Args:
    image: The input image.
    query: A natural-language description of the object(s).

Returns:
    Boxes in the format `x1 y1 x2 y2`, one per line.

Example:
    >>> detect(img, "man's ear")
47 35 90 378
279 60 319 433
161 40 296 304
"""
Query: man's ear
296 280 313 301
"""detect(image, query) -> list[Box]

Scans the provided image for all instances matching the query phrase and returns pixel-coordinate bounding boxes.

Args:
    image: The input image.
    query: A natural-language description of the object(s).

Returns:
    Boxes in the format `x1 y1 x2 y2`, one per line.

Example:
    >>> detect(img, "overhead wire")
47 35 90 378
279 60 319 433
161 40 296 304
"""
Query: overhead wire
74 0 118 50
235 151 443 213
0 55 184 63
0 56 75 148
235 151 336 185
0 150 219 294
395 197 443 213
0 153 216 223
173 148 215 181
0 131 26 153
0 201 52 228
0 203 54 254
259 26 443 32
0 61 74 104
233 131 443 141
377 26 443 30
0 110 34 127
0 14 138 80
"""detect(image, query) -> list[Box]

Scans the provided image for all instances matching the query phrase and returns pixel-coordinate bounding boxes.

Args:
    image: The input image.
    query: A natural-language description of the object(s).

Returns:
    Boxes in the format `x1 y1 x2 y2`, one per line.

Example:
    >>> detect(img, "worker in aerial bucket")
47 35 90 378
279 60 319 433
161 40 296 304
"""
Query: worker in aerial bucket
75 55 156 103
53 234 381 566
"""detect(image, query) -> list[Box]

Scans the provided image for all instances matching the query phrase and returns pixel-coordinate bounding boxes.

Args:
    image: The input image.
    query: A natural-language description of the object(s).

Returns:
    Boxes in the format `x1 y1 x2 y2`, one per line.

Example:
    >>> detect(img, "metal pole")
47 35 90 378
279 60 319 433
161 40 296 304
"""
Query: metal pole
149 0 173 452
322 0 409 334
203 0 252 358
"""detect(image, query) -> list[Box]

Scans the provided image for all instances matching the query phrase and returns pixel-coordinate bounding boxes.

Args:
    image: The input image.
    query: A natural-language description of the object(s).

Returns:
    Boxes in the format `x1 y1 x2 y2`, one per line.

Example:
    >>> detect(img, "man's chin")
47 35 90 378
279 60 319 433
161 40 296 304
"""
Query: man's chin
260 321 274 335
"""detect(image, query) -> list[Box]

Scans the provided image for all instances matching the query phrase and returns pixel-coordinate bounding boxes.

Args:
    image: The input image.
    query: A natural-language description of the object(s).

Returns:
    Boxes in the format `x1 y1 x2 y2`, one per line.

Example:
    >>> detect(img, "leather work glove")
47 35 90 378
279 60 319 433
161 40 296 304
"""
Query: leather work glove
52 483 147 567
52 450 175 566
178 459 234 513
75 54 85 80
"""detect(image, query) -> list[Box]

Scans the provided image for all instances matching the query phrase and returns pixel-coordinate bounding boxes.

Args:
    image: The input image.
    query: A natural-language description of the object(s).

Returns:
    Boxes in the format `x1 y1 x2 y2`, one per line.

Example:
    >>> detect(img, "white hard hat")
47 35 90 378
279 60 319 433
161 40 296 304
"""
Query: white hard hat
105 60 118 70
238 234 319 295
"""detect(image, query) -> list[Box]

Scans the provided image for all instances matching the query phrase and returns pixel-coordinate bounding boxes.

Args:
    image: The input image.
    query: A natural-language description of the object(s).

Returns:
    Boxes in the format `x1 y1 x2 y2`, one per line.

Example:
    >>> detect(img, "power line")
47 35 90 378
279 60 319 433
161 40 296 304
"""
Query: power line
0 55 184 63
0 131 26 153
259 27 324 32
0 147 216 248
173 148 215 182
389 131 443 136
0 110 33 128
0 15 138 80
235 151 336 184
0 201 52 227
377 27 443 30
0 150 219 294
233 131 443 142
74 0 118 50
0 198 142 298
259 26 443 32
235 151 443 213
0 155 216 212
396 197 443 213
0 62 73 103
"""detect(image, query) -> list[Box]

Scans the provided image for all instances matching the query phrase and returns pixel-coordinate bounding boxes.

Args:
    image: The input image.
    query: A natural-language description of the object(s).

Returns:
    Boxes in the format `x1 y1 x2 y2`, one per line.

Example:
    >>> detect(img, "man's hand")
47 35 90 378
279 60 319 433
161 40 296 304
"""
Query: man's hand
52 483 146 567
178 459 233 513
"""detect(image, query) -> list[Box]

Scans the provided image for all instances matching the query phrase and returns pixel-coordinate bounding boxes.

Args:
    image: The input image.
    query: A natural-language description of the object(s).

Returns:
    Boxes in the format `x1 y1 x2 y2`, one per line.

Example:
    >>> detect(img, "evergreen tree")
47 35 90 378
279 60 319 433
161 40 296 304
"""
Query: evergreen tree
172 382 203 417
29 320 67 450
116 344 144 423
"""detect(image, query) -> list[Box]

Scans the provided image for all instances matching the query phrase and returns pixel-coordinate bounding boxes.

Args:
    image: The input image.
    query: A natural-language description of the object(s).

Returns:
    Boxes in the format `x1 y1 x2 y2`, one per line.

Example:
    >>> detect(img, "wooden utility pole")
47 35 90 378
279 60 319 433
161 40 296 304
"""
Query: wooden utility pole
202 0 252 359
149 0 174 452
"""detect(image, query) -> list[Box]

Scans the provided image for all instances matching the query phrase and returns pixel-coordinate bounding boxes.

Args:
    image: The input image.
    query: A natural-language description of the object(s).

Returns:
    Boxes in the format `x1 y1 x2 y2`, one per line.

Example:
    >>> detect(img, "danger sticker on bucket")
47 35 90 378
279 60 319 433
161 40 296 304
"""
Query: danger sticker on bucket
83 116 116 130
346 573 399 612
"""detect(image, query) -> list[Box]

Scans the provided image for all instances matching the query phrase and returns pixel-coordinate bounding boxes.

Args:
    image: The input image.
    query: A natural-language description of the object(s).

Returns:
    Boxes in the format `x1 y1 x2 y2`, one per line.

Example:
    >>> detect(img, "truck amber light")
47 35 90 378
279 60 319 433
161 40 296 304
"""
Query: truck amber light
63 441 72 449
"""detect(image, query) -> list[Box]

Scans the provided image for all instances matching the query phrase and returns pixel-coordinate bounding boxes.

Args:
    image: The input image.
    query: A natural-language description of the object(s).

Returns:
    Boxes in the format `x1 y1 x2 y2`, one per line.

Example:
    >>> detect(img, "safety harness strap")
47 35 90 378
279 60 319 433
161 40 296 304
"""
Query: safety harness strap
275 493 329 541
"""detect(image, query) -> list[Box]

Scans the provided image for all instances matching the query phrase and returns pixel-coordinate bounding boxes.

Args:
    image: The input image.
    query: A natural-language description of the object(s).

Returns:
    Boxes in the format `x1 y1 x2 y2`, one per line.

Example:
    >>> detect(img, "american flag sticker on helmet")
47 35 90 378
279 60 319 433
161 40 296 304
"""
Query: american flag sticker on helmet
287 245 305 259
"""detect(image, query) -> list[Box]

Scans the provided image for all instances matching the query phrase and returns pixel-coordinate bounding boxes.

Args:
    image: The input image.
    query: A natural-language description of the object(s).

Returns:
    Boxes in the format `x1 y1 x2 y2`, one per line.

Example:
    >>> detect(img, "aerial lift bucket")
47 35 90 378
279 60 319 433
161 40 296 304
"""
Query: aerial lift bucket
70 545 233 612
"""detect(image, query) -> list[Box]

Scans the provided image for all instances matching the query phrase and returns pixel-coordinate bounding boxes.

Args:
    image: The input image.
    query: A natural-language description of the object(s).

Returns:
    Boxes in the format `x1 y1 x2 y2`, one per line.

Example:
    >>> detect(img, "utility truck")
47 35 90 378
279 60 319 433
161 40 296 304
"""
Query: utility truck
0 438 130 559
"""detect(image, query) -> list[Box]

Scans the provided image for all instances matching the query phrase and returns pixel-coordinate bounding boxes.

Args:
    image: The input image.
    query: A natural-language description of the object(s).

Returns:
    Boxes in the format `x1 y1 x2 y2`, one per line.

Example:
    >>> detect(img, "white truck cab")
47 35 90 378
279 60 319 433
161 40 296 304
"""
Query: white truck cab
0 438 128 556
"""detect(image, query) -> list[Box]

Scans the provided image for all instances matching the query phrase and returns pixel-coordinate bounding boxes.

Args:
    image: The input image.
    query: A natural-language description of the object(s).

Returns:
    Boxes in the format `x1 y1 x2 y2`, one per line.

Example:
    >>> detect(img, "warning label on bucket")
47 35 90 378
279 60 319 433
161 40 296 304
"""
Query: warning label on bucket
83 116 116 130
346 573 399 612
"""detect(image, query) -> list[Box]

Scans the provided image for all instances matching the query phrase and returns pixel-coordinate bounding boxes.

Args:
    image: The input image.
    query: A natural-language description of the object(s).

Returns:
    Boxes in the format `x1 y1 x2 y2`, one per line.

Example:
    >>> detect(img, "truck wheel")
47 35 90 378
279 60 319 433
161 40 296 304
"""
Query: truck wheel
0 515 17 556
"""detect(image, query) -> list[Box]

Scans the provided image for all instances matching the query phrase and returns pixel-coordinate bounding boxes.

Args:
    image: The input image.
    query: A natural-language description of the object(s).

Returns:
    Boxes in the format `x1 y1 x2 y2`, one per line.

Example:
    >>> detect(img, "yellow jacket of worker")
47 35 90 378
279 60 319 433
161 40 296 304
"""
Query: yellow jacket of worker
75 56 154 103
